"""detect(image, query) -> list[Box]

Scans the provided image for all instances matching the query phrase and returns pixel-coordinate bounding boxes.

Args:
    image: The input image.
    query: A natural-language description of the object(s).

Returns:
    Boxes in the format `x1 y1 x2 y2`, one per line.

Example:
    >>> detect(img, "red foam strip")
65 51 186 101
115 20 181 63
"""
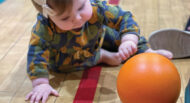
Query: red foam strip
73 66 102 103
109 0 120 5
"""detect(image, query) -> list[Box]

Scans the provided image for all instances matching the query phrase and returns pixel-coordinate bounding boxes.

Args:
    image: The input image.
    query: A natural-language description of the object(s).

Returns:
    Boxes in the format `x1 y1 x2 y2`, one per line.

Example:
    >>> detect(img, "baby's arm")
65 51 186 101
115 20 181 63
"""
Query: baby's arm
119 34 138 60
94 1 140 60
25 78 59 103
26 17 59 103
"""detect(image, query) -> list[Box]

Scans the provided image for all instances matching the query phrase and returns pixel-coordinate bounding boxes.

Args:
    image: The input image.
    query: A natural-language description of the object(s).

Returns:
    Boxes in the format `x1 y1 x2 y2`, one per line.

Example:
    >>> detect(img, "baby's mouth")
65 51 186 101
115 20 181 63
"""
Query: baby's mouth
72 27 82 31
72 22 84 31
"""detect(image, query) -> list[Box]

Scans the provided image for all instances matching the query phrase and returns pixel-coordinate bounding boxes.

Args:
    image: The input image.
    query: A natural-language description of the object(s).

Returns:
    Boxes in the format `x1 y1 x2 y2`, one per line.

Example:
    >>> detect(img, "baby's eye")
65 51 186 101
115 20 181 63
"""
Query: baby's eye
78 6 84 11
61 16 70 21
78 2 85 11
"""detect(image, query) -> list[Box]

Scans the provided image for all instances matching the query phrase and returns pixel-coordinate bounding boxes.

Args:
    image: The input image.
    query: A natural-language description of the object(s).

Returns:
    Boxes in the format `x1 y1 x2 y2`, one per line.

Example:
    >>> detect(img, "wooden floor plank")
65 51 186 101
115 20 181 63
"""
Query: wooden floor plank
0 8 35 60
9 77 32 103
142 0 159 37
0 54 26 92
0 91 13 103
0 34 30 85
95 71 121 103
171 0 187 29
173 59 190 103
174 59 190 100
55 72 83 103
0 0 36 86
0 0 36 60
158 0 173 29
0 0 190 103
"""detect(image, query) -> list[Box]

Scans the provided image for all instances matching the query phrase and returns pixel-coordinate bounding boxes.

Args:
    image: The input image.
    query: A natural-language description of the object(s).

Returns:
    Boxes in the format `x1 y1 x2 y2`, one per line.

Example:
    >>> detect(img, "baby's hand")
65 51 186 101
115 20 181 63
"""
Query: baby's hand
25 84 59 103
118 40 137 60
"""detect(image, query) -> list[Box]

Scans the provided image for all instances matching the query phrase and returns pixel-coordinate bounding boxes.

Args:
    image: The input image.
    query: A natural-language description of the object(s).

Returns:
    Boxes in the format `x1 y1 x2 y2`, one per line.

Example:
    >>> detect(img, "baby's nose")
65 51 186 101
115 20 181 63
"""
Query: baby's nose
76 14 82 20
73 13 82 23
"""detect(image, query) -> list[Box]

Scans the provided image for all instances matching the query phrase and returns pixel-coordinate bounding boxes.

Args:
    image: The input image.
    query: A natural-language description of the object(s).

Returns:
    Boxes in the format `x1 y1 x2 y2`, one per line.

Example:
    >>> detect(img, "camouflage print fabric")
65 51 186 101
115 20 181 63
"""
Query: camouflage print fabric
27 0 148 80
103 26 148 53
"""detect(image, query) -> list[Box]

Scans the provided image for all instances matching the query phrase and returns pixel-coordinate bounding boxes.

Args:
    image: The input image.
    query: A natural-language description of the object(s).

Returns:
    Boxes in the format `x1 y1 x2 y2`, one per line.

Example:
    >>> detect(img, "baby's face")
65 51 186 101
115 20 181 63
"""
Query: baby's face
49 0 92 31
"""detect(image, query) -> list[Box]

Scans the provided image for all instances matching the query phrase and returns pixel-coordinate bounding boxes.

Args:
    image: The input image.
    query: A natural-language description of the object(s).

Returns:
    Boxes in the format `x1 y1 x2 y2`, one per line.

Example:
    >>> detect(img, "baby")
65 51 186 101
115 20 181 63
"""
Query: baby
25 0 173 103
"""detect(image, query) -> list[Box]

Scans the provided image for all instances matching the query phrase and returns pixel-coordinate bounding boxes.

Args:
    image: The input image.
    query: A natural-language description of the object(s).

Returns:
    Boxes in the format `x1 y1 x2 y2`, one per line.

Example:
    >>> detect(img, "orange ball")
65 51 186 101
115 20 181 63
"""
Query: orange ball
117 53 181 103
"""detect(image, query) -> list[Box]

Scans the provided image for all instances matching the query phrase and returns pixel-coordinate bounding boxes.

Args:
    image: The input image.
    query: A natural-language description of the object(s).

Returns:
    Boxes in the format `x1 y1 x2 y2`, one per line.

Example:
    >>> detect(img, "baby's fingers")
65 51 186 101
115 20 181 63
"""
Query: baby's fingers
51 89 59 97
127 47 133 56
42 93 49 103
25 92 33 101
35 92 44 103
119 48 127 60
30 92 38 103
131 43 137 53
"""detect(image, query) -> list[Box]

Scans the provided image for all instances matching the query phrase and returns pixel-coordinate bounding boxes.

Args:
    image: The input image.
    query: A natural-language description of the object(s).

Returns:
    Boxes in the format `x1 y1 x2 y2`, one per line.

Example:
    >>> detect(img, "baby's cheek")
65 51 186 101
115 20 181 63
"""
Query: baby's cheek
83 7 93 21
86 11 93 21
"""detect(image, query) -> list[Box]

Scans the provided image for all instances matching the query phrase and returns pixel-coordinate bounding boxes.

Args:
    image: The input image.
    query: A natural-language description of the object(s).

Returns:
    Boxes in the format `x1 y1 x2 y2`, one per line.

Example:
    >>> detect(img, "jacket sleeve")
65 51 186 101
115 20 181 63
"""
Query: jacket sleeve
27 16 51 80
91 0 140 38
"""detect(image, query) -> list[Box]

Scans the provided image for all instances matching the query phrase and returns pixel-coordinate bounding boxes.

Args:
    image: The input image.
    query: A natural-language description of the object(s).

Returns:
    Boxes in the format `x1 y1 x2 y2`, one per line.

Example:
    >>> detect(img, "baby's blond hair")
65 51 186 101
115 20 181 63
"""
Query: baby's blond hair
31 0 73 17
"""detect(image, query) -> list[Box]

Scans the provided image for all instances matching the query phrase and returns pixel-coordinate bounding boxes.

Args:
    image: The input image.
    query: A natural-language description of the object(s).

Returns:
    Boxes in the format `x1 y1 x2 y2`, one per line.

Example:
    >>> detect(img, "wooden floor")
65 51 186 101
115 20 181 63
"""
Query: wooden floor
0 0 189 103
